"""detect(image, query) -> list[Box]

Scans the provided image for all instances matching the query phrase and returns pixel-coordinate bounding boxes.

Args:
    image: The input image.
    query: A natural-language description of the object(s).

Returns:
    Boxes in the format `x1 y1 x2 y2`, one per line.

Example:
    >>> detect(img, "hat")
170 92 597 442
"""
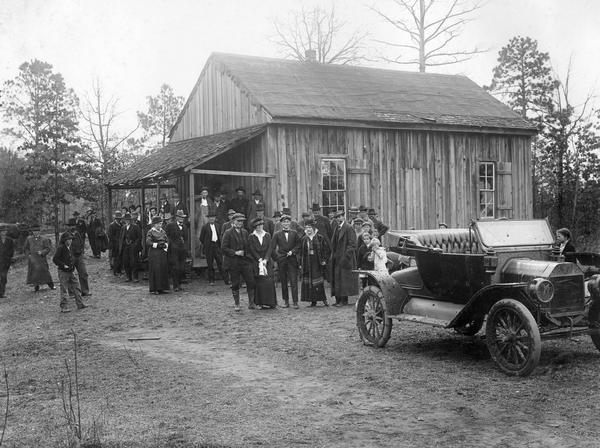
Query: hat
149 206 157 212
206 208 217 217
123 213 132 220
361 221 372 229
235 186 246 193
250 217 264 228
175 210 187 218
334 209 345 218
353 218 364 226
349 205 359 213
199 185 209 193
67 218 77 227
256 203 265 212
60 232 73 242
272 211 282 218
303 218 316 228
301 211 310 218
359 205 367 212
213 190 224 197
282 207 292 215
367 208 376 216
232 213 246 221
311 203 321 212
227 209 237 216
114 211 123 219
252 189 262 196
151 216 162 225
280 214 291 222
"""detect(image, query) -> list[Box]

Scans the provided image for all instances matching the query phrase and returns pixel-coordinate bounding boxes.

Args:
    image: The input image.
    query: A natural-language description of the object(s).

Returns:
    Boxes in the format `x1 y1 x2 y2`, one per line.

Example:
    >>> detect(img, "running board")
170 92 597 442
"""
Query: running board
394 313 450 328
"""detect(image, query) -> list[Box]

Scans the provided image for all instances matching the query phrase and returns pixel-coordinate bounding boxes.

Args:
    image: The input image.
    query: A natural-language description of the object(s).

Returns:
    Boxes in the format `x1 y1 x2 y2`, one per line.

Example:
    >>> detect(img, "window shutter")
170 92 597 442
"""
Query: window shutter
497 162 513 219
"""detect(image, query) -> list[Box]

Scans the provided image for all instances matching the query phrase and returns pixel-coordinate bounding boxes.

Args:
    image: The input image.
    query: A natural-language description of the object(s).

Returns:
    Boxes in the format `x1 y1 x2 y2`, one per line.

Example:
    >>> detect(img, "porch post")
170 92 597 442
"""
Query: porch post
189 171 196 265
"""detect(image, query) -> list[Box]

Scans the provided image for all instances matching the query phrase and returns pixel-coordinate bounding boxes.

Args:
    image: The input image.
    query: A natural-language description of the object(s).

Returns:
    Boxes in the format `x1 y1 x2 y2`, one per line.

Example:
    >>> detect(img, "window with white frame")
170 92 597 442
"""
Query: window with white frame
479 162 495 218
321 159 346 217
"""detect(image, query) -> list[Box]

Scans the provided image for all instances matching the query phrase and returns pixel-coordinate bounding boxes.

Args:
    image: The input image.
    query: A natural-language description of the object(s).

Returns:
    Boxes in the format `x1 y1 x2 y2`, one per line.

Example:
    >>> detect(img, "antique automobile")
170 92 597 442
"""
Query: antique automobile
355 219 600 376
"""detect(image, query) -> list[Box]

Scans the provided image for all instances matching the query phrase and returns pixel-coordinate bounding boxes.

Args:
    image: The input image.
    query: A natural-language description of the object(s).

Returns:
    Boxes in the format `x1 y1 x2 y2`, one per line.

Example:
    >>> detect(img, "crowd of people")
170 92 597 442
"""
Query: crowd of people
0 188 583 313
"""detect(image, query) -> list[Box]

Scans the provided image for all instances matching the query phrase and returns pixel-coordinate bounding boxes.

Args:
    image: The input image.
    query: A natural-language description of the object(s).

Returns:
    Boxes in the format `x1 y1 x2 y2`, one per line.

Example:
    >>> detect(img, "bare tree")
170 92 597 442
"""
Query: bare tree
271 4 368 64
80 79 139 220
371 0 484 72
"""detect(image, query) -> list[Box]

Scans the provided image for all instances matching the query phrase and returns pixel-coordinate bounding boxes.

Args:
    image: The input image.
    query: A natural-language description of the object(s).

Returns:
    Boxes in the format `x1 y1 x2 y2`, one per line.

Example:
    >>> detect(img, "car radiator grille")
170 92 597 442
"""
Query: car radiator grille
550 275 584 312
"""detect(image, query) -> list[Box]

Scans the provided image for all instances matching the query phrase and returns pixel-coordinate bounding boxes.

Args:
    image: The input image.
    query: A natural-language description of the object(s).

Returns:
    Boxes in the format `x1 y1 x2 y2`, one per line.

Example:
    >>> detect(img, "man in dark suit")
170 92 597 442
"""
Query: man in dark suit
556 228 577 262
172 192 188 217
0 225 15 299
221 213 256 311
87 210 104 258
212 191 229 230
246 189 265 228
107 211 123 276
66 219 91 296
330 209 358 306
270 214 301 308
229 186 249 217
220 209 237 236
73 211 87 246
119 213 142 282
199 208 226 285
166 210 188 291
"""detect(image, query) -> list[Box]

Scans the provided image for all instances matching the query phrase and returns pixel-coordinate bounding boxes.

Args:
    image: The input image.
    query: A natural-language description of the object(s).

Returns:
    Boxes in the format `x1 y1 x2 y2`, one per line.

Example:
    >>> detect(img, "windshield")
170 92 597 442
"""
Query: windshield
475 220 555 248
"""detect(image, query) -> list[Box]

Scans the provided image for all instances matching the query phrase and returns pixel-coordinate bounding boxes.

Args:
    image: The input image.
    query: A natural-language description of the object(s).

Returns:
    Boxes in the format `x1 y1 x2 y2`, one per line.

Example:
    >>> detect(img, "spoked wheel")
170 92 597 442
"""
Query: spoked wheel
485 299 541 376
356 285 392 347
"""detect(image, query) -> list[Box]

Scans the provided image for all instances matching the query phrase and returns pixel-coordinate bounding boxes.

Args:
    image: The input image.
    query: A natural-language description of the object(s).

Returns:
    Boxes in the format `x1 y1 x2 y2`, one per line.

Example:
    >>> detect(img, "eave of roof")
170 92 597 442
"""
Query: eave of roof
106 124 266 188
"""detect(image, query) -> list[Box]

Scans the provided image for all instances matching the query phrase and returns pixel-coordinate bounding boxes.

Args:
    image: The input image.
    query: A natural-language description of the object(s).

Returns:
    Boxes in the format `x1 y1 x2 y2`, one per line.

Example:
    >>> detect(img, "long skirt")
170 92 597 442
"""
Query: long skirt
26 254 53 285
148 248 170 292
255 275 277 307
301 255 327 302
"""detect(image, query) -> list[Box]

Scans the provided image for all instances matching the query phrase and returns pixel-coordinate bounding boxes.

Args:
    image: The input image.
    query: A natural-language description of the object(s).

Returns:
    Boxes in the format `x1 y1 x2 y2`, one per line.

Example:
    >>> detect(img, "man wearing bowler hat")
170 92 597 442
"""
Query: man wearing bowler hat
166 210 188 291
330 208 358 306
199 207 226 285
222 213 256 311
107 211 123 276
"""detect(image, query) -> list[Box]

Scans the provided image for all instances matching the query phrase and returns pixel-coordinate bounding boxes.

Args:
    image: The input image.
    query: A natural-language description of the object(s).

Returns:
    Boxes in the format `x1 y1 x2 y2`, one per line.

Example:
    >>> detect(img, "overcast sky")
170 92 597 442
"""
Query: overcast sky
1 0 599 138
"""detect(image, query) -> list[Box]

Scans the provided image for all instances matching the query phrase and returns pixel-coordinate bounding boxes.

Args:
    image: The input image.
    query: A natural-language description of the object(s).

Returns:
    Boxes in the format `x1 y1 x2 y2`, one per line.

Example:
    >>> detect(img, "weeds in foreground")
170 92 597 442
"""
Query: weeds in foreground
0 364 8 447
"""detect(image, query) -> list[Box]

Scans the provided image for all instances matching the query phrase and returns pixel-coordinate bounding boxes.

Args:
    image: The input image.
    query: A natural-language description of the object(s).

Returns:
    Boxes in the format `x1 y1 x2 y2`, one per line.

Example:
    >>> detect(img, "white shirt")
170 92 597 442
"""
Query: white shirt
210 223 218 242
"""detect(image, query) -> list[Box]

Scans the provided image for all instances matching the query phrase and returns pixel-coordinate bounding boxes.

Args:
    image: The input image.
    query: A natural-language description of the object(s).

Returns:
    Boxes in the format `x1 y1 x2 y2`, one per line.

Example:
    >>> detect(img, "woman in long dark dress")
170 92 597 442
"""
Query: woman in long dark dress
248 217 277 309
146 216 170 294
299 219 331 307
24 226 55 292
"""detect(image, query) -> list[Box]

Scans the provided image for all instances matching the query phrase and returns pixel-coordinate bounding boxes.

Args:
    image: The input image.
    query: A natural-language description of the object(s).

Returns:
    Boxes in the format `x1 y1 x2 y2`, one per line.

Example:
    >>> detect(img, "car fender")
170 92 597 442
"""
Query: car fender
355 270 409 315
448 282 533 328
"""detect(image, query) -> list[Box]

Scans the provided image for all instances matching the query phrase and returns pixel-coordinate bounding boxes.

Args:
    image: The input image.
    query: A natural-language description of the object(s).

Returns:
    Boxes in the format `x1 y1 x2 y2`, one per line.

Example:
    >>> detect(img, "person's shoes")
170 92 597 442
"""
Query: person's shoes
248 303 257 310
283 301 289 308
77 304 88 310
323 300 329 306
60 308 71 313
82 293 92 297
310 302 317 307
293 303 299 309
34 285 40 292
150 291 158 295
234 304 241 311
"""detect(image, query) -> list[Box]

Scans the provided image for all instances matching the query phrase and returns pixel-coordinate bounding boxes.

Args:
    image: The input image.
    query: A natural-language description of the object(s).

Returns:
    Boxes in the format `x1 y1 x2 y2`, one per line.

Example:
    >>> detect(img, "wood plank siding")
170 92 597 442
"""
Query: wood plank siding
170 60 270 142
267 125 532 230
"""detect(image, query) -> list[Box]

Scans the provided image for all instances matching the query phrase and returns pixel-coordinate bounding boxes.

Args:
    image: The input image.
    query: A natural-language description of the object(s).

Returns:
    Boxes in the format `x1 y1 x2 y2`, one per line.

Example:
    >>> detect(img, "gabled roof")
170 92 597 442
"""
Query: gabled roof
199 52 534 131
106 125 266 187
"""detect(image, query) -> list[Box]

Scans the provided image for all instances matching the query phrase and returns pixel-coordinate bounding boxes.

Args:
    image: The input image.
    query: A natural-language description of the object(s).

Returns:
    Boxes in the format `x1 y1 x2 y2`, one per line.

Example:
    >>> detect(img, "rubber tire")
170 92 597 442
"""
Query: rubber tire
588 299 600 351
485 298 541 377
356 285 392 348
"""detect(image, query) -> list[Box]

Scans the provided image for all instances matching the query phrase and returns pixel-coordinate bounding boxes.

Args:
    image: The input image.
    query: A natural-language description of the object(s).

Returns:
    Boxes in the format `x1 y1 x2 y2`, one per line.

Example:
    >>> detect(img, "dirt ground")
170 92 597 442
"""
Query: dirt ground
2 253 600 447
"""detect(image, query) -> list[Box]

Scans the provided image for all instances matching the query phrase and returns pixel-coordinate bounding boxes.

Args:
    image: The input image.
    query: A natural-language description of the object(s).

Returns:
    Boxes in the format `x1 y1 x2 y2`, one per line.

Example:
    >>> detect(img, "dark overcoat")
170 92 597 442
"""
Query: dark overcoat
221 227 252 270
330 221 358 296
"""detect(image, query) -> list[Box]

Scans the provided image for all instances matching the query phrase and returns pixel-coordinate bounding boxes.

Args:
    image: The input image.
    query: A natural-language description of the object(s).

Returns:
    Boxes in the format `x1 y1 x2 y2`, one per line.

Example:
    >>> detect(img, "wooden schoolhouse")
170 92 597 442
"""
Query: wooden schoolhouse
106 52 536 265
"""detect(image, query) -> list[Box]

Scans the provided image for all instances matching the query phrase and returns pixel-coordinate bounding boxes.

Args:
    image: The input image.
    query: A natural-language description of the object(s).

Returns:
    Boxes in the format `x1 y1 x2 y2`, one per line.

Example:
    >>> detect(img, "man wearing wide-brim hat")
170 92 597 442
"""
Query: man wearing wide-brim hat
107 210 123 276
67 218 91 296
221 213 256 311
200 207 227 286
165 209 188 291
330 208 358 306
119 212 142 282
229 186 249 218
246 188 265 228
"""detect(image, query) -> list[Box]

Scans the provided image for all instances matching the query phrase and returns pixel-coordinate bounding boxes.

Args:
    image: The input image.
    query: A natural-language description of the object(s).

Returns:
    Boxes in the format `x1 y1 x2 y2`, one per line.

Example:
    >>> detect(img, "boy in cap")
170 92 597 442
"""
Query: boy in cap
222 213 256 310
52 232 86 312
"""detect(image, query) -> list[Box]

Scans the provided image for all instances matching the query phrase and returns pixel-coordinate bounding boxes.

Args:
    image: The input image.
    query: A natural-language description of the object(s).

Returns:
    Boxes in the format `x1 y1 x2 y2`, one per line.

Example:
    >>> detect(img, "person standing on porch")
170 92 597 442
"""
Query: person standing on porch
24 225 55 292
270 214 301 308
222 213 256 311
194 186 213 256
212 190 229 230
229 186 249 217
246 189 265 228
330 209 358 306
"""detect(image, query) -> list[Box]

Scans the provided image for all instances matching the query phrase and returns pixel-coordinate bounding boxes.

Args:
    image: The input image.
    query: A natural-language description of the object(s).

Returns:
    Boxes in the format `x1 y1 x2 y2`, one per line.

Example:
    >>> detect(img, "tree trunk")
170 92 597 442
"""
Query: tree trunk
419 0 426 73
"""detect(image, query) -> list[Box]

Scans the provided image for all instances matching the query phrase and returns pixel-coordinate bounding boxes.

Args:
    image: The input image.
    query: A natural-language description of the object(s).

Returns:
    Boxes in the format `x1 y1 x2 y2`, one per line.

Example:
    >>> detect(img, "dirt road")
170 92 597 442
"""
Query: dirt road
2 256 600 447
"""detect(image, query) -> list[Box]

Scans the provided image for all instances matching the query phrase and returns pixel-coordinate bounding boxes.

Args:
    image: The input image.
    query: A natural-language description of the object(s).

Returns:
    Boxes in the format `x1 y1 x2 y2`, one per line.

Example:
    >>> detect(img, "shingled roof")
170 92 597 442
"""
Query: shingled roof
199 53 534 131
106 125 266 187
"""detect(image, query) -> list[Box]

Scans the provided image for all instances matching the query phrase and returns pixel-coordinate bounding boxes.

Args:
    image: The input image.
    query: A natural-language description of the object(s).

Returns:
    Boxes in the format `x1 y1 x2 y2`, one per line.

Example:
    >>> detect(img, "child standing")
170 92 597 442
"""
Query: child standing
368 238 388 272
